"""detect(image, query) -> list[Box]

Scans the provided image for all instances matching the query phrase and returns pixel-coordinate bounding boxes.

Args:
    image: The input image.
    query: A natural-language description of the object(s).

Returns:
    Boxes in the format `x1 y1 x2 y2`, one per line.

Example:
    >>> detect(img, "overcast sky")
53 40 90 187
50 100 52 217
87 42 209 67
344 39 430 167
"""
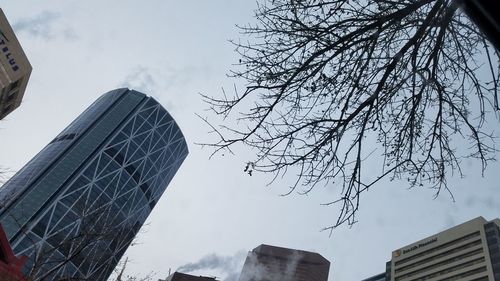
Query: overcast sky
1 1 499 280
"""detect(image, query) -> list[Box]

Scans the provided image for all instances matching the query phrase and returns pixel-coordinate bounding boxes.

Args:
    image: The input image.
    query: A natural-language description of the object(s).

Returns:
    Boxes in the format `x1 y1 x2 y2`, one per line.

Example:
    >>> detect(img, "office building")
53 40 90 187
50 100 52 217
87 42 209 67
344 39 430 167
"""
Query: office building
364 216 500 280
161 272 217 281
0 8 32 120
0 89 188 280
238 244 330 281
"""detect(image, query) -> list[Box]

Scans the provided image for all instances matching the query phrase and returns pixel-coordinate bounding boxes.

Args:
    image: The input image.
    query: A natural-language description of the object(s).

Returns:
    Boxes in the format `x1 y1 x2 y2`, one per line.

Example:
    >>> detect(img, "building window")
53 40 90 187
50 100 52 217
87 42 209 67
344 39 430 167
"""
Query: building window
9 79 20 91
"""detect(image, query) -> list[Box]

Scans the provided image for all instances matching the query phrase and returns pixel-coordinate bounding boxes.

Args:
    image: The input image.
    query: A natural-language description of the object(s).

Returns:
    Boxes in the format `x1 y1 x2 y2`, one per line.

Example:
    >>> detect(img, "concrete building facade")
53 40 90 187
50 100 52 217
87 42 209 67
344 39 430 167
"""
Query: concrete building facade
364 217 500 281
0 8 31 120
238 244 330 281
0 89 188 280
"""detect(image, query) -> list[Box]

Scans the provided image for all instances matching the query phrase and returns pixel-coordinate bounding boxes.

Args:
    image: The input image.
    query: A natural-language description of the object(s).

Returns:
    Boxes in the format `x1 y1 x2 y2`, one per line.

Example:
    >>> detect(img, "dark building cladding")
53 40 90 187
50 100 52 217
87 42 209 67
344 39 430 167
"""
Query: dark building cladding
238 244 330 281
485 221 500 280
0 89 188 280
361 272 386 281
162 272 217 281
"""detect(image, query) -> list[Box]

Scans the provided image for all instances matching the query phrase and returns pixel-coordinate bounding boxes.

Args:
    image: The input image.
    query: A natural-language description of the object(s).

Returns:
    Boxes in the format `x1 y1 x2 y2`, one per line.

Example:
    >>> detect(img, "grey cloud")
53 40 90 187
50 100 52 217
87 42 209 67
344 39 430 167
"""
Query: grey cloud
465 194 499 210
61 27 78 41
12 11 61 39
119 66 175 110
0 166 14 184
224 272 240 281
444 214 457 229
176 251 246 281
120 66 157 96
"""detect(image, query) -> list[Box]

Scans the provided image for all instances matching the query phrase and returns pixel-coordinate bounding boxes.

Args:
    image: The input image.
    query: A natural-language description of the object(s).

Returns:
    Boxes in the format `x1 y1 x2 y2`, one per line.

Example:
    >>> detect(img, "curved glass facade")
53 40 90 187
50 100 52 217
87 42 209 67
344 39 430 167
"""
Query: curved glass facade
0 89 188 280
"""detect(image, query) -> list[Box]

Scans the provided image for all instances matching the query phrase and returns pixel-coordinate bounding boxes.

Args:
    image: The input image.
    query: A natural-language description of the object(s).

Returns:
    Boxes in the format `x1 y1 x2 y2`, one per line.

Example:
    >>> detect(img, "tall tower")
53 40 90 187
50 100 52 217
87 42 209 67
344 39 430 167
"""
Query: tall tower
238 244 330 281
0 8 32 120
0 89 188 280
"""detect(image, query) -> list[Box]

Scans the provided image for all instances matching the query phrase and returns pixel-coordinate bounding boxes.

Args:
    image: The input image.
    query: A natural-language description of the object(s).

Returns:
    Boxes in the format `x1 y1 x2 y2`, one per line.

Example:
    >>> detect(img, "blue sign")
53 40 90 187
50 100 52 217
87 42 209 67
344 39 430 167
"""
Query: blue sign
0 36 20 72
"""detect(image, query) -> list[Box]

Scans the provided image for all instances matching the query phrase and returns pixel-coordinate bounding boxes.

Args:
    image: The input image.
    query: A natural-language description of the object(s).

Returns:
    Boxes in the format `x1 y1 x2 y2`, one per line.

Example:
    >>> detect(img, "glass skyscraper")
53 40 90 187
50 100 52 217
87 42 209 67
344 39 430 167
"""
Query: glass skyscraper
0 89 188 280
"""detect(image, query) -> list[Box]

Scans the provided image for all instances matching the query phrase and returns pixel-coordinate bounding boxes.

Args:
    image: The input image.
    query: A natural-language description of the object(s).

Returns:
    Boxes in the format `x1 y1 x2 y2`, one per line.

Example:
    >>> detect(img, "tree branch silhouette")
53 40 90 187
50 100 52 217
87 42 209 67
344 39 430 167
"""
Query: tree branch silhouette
201 0 500 230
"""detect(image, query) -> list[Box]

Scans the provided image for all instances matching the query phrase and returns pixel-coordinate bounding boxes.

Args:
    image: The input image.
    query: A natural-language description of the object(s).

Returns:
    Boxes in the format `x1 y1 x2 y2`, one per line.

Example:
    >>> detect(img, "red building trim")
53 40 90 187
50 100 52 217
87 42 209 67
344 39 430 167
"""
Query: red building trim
0 224 27 281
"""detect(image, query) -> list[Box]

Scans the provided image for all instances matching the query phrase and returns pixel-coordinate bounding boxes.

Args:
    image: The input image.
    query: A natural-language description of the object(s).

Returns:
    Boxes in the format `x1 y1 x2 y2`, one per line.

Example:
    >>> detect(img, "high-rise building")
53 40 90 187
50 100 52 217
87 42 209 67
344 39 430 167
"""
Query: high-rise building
363 217 500 281
238 244 330 281
0 89 188 280
161 272 217 281
0 8 32 120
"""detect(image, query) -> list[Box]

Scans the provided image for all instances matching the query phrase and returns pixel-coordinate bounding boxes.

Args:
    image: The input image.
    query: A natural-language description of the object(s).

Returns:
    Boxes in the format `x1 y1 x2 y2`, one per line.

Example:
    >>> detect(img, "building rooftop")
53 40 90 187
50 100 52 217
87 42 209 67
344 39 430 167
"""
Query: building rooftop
253 244 330 265
162 272 218 281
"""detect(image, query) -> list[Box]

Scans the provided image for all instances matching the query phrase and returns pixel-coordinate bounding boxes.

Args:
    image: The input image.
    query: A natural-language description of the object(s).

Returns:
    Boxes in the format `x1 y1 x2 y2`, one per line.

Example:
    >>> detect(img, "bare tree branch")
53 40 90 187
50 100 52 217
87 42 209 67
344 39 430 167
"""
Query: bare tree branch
200 0 500 230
